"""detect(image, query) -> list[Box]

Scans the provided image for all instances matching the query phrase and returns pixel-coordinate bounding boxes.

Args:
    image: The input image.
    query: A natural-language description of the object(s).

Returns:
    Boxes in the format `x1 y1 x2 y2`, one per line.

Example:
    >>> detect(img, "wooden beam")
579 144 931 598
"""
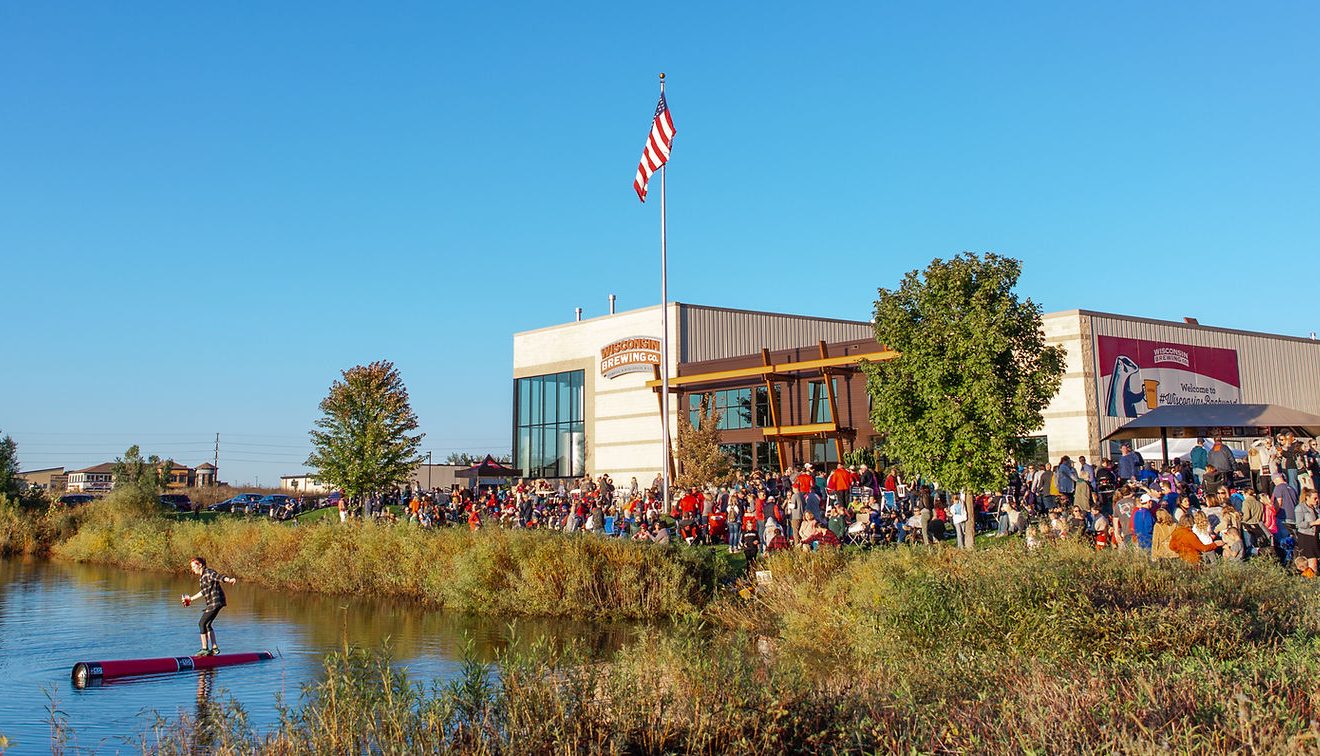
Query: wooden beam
762 422 839 438
819 341 845 462
644 349 898 388
762 348 787 472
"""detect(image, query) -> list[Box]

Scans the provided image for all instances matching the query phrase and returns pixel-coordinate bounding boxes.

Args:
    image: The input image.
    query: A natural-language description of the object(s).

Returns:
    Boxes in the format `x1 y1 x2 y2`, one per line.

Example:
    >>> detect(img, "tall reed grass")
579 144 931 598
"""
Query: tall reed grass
54 515 734 620
137 630 1320 754
40 530 1320 753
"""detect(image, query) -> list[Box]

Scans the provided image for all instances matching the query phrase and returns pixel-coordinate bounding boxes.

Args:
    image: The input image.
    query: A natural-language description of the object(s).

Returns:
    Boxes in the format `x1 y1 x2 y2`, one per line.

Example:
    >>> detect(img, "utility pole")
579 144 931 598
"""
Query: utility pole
213 433 220 485
426 451 433 490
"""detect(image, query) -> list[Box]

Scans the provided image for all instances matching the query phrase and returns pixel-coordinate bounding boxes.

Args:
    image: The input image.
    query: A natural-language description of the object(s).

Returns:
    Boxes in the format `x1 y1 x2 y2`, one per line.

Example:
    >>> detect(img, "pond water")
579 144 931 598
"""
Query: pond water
0 557 634 753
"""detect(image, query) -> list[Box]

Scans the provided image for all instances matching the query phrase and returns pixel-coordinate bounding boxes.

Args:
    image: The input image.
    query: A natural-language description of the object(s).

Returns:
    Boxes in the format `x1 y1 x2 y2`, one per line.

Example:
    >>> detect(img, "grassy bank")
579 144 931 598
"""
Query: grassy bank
131 542 1320 754
51 498 734 620
14 491 1320 751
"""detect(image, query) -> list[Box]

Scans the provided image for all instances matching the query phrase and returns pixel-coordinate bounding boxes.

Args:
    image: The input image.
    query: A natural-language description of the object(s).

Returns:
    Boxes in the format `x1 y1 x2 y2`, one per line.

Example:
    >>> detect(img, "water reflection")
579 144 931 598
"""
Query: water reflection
0 557 636 748
31 557 637 661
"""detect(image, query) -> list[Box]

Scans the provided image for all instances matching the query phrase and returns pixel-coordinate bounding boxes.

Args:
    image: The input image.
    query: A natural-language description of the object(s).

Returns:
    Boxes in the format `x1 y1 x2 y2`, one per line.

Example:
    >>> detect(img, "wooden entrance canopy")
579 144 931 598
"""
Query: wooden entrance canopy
647 344 899 471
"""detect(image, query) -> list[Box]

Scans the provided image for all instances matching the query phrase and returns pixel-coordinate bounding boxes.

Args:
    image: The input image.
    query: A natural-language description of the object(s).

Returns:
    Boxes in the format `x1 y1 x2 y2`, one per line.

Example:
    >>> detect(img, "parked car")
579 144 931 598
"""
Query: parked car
58 493 97 507
159 494 193 512
209 493 264 513
258 494 296 519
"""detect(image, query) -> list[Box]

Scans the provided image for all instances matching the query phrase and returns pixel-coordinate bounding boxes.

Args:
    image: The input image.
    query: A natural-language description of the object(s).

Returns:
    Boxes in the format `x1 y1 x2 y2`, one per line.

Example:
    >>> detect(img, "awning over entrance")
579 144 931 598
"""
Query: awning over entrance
1102 403 1320 441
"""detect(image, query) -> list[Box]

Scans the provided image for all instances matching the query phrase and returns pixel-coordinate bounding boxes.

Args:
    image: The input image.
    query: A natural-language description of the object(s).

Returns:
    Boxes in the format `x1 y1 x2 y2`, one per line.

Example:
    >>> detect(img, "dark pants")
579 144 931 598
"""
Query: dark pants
199 605 223 635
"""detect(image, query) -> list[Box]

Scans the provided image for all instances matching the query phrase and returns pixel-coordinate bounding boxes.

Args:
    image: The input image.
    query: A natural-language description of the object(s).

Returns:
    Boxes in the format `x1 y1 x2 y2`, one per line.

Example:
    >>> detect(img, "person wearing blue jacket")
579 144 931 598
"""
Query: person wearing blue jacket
1055 457 1078 498
1132 495 1156 551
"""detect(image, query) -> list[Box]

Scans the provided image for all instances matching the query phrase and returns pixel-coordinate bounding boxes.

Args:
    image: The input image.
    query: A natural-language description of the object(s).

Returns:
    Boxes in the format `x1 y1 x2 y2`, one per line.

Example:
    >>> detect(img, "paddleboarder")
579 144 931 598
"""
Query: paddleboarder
182 556 237 657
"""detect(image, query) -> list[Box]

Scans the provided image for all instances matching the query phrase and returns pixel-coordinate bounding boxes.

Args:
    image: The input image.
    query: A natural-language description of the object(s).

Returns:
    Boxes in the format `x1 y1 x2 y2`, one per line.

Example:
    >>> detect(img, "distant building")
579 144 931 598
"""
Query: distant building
65 461 220 492
17 467 67 492
279 474 330 494
280 463 466 495
66 463 115 492
163 462 220 489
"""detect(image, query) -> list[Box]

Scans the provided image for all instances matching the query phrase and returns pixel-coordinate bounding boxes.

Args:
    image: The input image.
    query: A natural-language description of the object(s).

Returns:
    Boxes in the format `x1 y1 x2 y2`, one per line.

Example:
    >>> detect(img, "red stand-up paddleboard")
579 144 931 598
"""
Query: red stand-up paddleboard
71 652 274 687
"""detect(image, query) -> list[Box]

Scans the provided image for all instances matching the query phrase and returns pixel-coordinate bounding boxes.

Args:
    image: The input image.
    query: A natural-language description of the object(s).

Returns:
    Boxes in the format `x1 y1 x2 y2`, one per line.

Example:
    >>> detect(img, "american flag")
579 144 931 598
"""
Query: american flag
633 92 676 202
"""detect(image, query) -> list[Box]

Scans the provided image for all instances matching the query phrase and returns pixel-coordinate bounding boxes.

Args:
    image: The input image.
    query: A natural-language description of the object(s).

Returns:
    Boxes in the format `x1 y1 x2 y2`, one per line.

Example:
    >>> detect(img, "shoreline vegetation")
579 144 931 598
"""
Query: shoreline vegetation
2 491 733 620
6 491 1320 751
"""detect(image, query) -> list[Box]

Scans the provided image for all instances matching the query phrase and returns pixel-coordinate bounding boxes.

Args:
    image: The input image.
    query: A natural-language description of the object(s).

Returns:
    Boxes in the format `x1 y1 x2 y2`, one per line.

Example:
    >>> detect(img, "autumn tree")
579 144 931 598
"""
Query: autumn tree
862 253 1065 547
306 360 425 502
674 397 734 489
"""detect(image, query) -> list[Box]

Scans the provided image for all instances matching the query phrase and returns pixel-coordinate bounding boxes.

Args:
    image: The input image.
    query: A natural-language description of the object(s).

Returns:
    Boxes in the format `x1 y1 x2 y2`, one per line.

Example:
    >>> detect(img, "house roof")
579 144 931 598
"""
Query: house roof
195 462 217 470
71 463 116 475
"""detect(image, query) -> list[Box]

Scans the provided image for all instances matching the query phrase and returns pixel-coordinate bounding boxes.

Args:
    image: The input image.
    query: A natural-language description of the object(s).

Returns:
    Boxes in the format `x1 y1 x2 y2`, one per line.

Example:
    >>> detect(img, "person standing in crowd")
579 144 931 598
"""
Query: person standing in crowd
1077 456 1097 492
827 463 853 509
1034 463 1055 514
1207 437 1236 489
1095 459 1118 511
1118 443 1144 481
1279 433 1303 492
949 493 969 548
1251 436 1277 494
1240 488 1265 556
1272 474 1299 526
1055 456 1077 503
857 463 878 500
1133 494 1156 552
1295 489 1320 574
1190 438 1209 484
1073 470 1093 510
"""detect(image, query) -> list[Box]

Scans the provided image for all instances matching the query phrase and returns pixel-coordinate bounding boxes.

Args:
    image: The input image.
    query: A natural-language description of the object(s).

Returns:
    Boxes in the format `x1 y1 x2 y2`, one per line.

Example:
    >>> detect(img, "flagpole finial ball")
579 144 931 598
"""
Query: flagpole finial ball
659 72 665 80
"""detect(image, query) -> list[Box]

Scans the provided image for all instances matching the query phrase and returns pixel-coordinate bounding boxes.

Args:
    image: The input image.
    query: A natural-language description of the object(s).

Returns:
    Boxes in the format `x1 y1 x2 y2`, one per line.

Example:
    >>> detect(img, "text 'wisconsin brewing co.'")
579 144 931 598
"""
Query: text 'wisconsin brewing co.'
600 336 662 379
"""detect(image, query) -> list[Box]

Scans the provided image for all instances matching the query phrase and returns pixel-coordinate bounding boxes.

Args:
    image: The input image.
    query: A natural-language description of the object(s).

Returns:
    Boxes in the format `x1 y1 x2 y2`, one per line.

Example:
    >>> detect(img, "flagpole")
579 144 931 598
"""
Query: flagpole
658 72 671 515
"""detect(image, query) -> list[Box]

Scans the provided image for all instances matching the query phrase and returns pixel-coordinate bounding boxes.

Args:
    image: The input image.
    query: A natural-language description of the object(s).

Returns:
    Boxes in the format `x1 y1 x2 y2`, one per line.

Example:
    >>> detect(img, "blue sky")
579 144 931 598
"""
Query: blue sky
4 2 1318 484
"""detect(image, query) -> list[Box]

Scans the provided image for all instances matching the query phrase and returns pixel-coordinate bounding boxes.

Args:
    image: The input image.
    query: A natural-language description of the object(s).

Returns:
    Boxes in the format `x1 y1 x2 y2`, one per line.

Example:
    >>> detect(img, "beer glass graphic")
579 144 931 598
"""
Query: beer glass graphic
1143 379 1159 411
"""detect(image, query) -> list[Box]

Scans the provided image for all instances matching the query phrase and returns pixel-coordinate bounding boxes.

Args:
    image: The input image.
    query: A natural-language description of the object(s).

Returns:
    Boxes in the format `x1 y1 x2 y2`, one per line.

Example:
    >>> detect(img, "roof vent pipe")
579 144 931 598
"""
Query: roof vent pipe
609 294 616 314
575 307 583 322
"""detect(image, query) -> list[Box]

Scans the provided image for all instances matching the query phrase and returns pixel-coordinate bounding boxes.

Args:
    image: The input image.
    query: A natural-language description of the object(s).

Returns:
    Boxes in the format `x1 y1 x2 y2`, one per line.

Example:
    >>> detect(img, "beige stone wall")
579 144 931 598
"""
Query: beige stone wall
1036 310 1097 463
514 304 680 482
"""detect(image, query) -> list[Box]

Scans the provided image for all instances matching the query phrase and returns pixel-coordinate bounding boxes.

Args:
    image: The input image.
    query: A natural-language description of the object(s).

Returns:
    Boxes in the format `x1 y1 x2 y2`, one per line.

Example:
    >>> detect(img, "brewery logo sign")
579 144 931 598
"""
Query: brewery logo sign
1096 335 1241 419
600 336 662 379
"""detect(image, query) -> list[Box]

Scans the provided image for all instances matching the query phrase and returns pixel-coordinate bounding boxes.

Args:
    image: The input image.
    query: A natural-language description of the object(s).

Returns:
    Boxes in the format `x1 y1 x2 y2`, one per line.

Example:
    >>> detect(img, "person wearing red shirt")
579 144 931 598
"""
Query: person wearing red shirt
827 463 853 508
794 465 815 495
678 488 700 519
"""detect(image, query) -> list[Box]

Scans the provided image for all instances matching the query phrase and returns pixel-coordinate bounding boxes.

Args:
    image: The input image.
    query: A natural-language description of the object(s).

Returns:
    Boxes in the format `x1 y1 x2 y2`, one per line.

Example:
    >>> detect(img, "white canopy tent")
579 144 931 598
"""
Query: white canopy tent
1133 438 1247 463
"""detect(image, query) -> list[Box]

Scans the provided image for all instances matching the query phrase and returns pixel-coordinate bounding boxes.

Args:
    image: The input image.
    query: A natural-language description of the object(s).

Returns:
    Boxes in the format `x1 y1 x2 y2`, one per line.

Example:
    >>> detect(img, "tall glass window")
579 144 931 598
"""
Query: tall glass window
754 386 781 427
688 388 754 430
808 379 838 424
513 371 585 478
720 443 755 471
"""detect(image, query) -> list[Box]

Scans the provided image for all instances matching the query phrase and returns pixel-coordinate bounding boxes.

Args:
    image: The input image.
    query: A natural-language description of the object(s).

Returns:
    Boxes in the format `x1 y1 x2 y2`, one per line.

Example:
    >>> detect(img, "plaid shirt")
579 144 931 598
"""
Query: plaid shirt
198 567 228 609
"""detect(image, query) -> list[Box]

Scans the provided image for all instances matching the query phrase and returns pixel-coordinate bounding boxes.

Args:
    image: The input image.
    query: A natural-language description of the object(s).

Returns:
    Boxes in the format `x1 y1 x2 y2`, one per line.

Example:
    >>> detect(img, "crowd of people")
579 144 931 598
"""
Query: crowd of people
334 432 1320 577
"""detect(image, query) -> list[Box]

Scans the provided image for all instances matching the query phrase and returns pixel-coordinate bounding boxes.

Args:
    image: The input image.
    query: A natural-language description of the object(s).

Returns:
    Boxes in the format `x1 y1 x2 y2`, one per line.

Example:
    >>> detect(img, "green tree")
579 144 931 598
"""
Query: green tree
0 431 18 498
862 253 1065 546
307 360 425 500
675 397 734 489
111 445 173 494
